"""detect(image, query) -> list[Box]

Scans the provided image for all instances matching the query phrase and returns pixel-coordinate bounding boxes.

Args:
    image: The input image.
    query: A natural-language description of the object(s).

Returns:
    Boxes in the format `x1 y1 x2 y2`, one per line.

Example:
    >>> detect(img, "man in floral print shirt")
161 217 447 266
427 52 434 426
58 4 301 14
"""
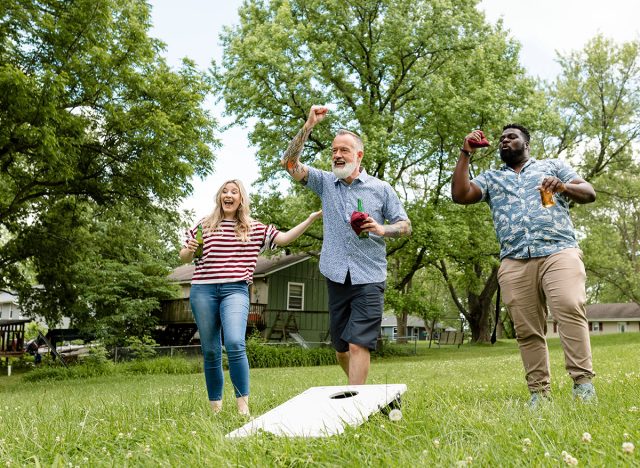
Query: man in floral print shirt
451 124 597 407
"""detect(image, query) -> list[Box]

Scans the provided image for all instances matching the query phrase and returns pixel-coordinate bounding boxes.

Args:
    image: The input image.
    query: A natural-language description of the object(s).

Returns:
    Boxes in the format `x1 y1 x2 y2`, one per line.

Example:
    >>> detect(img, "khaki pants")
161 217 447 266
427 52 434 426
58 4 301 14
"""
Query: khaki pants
498 248 594 393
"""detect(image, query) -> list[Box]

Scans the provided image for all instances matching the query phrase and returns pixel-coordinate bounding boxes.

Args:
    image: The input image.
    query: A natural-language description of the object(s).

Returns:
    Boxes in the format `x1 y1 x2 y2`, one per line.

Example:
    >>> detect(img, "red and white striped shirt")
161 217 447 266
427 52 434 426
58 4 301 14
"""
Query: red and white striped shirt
186 219 280 284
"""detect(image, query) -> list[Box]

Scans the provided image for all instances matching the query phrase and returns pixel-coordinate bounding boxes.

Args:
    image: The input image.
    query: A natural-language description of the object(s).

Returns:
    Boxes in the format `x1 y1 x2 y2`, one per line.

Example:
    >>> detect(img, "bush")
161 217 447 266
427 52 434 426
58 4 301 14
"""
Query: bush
125 335 158 360
22 355 201 382
372 338 414 358
246 340 336 368
122 356 201 375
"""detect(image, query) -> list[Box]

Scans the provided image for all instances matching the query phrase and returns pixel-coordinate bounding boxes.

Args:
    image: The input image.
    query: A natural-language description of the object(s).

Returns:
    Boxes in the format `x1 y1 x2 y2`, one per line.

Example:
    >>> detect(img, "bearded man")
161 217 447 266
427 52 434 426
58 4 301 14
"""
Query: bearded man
280 105 411 384
451 124 597 407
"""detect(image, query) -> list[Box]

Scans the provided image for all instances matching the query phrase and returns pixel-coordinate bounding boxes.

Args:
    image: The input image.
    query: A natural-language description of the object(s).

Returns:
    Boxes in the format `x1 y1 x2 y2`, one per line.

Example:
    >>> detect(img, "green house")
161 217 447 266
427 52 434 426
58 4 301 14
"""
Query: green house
159 254 330 346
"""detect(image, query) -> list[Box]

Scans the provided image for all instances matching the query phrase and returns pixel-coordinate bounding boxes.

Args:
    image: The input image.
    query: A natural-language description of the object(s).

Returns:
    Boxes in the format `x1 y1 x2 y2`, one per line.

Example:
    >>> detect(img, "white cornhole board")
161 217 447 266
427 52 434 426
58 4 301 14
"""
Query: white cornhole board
226 384 406 438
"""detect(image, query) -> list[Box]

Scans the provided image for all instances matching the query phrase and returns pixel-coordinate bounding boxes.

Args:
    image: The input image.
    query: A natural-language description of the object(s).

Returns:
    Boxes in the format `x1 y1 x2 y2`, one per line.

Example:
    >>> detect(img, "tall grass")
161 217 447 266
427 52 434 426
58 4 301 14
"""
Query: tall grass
1 333 638 466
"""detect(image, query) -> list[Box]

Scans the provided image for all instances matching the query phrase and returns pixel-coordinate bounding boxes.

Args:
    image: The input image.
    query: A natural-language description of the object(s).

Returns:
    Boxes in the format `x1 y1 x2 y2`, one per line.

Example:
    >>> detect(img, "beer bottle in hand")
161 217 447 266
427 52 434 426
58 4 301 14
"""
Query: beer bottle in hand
194 224 204 259
357 199 369 238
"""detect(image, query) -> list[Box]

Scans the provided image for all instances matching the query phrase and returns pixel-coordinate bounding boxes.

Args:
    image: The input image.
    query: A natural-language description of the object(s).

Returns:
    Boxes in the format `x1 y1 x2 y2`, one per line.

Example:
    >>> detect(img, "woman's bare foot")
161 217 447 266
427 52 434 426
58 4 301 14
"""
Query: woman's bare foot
210 400 222 413
236 395 250 416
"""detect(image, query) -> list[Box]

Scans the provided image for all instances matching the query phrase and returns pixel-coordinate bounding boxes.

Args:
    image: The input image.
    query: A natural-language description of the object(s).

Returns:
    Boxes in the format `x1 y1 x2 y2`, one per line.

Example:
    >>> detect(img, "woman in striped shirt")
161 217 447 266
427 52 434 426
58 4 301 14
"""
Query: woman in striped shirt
179 179 321 415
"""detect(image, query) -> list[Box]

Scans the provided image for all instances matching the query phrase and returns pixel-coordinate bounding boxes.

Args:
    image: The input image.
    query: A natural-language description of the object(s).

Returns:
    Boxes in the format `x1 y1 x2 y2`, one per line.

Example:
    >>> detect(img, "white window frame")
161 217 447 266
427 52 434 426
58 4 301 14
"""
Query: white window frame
618 322 627 333
287 282 305 311
592 321 600 332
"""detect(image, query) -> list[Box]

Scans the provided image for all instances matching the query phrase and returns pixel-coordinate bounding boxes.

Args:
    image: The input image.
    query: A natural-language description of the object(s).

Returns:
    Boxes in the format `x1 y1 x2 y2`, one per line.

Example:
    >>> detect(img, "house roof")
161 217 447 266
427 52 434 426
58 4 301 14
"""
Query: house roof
585 303 640 320
168 253 312 284
381 315 427 328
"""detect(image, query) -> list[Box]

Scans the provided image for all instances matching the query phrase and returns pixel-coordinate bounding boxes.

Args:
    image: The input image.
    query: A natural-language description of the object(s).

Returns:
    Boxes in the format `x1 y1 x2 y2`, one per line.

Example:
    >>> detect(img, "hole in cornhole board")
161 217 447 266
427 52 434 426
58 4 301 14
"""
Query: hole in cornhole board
329 391 359 399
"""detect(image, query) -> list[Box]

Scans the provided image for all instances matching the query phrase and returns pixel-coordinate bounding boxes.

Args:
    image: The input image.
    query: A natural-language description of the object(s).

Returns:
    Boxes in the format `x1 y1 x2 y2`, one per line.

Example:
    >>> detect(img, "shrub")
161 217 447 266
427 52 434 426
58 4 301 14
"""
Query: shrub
372 338 414 358
122 356 201 375
23 355 202 382
246 340 336 369
125 335 158 360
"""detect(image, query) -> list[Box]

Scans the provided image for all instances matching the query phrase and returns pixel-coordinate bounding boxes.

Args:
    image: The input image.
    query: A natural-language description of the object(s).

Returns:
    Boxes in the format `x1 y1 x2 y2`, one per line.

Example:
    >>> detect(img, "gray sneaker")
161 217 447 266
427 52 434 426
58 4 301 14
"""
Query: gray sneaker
528 392 551 409
573 383 597 402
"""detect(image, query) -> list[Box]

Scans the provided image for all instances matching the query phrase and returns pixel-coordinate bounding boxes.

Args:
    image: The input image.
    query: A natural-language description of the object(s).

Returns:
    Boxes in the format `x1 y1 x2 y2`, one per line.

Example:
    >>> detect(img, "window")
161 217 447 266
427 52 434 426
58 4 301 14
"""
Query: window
618 322 627 333
591 322 600 332
287 282 304 311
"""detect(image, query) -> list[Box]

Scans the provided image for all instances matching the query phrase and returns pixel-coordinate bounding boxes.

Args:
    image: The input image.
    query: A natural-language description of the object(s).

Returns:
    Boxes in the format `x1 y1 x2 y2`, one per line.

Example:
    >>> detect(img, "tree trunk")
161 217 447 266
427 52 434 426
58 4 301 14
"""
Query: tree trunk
437 260 499 344
467 291 494 343
396 310 408 344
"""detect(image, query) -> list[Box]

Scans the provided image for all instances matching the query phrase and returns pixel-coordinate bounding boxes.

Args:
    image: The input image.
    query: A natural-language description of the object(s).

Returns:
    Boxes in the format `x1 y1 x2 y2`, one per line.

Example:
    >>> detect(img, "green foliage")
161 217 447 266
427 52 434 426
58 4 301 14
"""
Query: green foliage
81 345 113 371
216 0 546 342
246 337 336 368
0 0 217 334
22 355 201 382
124 335 158 361
371 337 415 358
579 173 640 303
544 35 640 305
24 321 47 341
120 356 202 375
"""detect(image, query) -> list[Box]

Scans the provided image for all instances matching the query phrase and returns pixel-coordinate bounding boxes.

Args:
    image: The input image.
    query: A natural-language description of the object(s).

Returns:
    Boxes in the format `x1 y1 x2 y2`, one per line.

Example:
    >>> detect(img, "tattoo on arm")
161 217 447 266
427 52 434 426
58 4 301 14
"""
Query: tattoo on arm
384 220 412 238
282 125 312 178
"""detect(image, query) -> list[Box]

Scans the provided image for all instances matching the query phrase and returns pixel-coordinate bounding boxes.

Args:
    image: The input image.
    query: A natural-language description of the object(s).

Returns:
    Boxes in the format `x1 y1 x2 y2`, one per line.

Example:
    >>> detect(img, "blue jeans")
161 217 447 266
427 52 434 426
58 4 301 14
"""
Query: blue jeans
190 282 250 400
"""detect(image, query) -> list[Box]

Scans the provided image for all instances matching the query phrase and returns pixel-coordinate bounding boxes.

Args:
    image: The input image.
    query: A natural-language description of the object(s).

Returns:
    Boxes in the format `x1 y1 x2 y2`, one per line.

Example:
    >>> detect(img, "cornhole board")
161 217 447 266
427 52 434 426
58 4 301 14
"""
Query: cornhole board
226 384 406 438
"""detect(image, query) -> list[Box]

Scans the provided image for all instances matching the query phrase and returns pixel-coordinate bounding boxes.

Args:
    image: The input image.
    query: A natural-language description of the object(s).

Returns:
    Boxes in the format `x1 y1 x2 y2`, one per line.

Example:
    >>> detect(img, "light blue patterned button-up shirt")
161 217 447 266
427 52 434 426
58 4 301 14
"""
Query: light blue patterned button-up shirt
306 167 408 284
471 158 580 259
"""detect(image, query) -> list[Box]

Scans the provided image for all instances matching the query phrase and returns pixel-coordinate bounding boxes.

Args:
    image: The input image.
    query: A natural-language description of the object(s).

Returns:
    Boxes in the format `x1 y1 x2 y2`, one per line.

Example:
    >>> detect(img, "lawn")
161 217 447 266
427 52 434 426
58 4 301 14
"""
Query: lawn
1 333 639 466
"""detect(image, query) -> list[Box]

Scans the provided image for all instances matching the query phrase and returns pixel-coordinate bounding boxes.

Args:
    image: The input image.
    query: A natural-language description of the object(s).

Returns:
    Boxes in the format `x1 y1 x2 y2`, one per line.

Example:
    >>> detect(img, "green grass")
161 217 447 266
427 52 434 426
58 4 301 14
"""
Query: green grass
1 333 639 466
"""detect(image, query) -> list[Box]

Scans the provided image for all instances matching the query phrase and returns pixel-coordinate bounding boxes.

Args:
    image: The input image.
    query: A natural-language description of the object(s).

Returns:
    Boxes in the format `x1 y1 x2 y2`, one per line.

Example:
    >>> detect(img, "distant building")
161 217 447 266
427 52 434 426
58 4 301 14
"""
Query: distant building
546 303 640 336
380 315 429 340
0 292 21 321
0 291 70 328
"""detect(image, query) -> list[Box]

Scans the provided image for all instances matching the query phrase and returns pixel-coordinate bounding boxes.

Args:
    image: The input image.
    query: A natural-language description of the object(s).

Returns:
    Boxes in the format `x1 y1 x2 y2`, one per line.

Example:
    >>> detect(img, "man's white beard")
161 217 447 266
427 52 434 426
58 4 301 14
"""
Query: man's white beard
332 160 358 179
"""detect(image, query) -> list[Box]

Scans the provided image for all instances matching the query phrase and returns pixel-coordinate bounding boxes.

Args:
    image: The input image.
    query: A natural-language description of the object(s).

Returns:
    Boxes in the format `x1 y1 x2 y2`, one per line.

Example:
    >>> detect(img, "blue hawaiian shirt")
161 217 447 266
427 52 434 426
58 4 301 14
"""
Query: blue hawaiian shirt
306 167 408 284
471 158 580 259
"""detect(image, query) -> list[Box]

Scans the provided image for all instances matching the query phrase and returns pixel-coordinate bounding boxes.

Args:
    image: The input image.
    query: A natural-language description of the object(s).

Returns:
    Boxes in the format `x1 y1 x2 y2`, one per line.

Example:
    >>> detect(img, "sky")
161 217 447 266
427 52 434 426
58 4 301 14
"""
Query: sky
148 0 640 221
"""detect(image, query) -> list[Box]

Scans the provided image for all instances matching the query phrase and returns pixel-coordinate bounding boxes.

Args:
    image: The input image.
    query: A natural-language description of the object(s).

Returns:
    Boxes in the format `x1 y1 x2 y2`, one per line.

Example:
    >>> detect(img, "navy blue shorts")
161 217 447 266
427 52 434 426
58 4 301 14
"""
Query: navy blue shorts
326 272 386 352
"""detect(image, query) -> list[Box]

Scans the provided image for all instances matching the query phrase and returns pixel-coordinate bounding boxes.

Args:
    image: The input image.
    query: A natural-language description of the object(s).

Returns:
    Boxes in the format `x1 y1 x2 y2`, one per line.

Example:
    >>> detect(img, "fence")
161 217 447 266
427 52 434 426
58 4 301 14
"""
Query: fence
378 336 418 355
111 335 418 362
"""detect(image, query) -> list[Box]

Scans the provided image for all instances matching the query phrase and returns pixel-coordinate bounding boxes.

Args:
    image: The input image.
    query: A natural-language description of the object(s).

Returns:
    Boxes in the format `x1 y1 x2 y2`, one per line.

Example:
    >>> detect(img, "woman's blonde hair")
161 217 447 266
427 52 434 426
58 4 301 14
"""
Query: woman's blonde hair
202 179 253 242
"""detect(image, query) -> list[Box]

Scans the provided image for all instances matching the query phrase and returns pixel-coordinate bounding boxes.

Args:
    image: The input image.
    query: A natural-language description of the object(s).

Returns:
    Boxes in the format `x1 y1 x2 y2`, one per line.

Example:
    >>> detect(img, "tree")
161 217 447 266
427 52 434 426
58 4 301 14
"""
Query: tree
579 174 640 304
216 0 546 341
0 0 218 334
17 202 183 343
544 35 640 305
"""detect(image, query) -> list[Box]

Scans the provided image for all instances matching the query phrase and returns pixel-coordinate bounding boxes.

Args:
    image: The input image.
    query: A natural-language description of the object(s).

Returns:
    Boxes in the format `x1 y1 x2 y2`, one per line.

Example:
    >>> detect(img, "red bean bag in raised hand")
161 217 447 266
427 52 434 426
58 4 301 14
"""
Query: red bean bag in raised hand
350 211 369 235
468 130 490 148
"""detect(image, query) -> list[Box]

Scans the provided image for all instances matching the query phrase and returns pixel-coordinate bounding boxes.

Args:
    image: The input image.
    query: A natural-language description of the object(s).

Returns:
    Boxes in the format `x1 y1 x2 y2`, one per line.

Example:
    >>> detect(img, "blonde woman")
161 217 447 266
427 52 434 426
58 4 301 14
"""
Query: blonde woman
180 180 321 415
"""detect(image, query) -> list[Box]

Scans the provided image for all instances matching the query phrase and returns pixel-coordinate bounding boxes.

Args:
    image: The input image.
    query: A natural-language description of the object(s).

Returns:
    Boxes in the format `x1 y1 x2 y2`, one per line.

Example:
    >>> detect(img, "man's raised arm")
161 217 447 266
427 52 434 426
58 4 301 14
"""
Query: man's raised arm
451 130 484 205
281 105 328 183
